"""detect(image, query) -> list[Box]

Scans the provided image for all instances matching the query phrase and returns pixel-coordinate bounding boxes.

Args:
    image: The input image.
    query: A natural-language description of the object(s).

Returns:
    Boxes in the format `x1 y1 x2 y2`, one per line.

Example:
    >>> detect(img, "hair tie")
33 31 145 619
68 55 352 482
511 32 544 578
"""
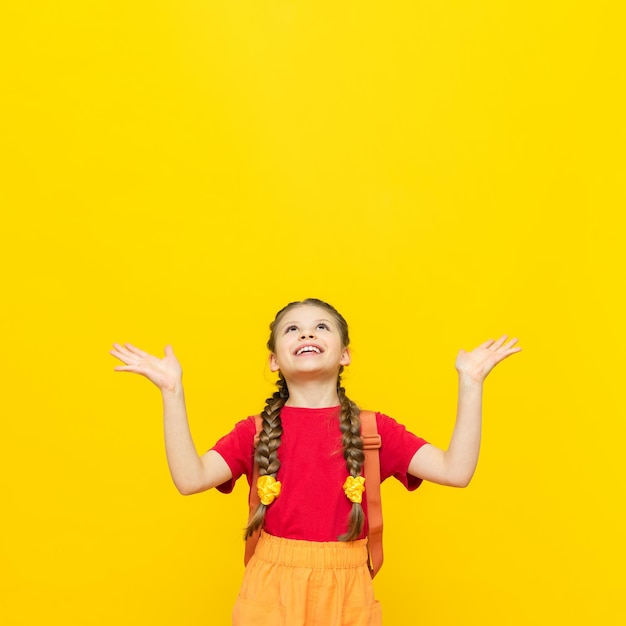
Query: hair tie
343 475 365 504
257 475 281 506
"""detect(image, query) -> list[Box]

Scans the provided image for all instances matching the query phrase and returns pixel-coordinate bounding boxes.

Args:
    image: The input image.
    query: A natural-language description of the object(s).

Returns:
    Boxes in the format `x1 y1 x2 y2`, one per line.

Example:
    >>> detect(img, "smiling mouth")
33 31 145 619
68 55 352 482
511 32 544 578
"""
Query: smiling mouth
295 345 322 356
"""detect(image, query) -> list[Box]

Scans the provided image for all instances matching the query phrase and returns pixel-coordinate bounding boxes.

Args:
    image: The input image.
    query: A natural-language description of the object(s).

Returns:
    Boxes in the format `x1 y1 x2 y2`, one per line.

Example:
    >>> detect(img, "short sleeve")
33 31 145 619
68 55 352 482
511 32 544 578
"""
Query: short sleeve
210 416 256 494
376 412 428 491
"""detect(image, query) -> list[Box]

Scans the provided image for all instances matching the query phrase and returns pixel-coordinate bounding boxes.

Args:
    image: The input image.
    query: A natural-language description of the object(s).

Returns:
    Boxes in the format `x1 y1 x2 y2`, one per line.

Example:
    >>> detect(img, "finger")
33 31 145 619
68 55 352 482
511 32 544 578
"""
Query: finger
110 347 132 363
124 343 149 358
113 365 141 373
477 339 495 350
494 346 522 362
164 345 175 357
495 338 521 355
502 337 520 350
491 335 509 350
110 345 145 364
111 343 137 359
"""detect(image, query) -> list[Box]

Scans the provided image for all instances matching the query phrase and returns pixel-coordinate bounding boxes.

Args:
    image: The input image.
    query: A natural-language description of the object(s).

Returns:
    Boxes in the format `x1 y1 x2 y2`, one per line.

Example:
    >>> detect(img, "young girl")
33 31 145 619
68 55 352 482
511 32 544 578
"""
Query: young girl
110 298 521 626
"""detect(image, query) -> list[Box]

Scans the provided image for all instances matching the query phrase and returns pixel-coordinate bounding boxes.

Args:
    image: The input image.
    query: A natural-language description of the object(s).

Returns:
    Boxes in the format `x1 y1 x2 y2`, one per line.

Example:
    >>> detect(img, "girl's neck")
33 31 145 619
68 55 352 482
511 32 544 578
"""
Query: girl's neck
284 378 340 408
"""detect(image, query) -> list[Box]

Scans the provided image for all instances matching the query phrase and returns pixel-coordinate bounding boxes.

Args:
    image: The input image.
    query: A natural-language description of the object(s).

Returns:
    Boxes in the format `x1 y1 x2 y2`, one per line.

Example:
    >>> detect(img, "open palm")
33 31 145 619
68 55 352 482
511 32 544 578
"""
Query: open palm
110 343 182 391
455 336 521 383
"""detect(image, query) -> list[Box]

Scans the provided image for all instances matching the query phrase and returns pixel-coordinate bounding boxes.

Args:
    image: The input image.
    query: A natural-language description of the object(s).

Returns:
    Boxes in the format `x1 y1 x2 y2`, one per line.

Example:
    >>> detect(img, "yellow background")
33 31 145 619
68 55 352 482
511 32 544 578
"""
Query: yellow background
1 1 624 624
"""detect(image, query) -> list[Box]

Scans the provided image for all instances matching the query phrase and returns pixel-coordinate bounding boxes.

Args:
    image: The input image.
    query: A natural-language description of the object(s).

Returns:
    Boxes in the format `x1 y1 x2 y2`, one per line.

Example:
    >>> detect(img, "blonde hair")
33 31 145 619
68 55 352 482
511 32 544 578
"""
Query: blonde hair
244 299 365 541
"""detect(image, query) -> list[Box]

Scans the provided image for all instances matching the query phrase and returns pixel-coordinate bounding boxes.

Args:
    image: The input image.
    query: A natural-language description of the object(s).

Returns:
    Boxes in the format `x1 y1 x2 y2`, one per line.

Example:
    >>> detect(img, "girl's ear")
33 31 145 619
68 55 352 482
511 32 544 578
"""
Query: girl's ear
340 347 351 367
269 353 280 372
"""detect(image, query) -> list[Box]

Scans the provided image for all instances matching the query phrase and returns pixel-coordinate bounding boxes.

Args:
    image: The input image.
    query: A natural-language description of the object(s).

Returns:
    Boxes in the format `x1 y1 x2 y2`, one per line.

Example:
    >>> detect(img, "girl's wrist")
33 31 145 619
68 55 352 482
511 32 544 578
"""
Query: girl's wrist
161 380 184 396
457 372 484 389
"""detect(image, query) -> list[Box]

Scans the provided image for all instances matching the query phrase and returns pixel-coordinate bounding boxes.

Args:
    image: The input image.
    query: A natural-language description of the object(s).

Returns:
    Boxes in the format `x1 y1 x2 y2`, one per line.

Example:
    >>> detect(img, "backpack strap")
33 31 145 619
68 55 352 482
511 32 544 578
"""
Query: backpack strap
360 410 383 577
245 411 384 578
243 415 263 567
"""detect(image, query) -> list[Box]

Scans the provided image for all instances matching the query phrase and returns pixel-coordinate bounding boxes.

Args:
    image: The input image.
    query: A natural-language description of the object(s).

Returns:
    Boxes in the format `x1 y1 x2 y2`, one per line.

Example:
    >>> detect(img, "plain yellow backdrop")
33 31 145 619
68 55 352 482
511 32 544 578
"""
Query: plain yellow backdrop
1 1 624 624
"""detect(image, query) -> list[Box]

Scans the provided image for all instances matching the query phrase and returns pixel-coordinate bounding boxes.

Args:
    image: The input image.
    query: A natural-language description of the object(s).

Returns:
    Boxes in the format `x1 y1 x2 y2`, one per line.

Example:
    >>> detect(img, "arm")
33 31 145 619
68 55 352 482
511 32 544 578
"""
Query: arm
408 336 521 488
110 343 232 494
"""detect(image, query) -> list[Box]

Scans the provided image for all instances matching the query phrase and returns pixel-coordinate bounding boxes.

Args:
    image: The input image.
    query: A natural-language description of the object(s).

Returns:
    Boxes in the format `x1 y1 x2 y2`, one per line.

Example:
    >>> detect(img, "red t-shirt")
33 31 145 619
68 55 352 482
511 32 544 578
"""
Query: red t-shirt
211 405 429 542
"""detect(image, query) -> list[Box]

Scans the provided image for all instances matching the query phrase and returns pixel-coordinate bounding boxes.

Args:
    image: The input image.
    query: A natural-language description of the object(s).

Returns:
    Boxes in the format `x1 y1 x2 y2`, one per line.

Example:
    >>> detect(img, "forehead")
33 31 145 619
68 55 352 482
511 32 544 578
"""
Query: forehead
277 305 336 325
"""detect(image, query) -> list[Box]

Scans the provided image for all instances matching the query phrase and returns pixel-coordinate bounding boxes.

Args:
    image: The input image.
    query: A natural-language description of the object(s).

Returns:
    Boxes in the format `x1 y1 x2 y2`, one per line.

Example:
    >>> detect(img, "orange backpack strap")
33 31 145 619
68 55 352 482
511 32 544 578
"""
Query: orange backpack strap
360 410 383 578
243 415 263 567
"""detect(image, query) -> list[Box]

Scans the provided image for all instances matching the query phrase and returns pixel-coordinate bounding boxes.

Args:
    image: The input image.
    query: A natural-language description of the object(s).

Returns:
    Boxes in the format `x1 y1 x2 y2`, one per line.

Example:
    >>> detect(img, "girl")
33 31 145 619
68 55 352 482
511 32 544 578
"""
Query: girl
110 298 521 626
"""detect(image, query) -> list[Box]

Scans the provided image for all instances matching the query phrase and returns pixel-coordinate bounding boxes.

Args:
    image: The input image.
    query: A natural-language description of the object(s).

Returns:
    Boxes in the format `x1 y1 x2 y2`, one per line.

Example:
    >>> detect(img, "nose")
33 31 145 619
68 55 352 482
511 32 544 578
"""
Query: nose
300 330 315 340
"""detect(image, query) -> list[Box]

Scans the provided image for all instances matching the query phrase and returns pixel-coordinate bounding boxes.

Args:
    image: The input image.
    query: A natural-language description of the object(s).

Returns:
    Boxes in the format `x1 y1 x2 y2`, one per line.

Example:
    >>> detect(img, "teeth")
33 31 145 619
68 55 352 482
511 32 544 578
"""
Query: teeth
297 346 321 355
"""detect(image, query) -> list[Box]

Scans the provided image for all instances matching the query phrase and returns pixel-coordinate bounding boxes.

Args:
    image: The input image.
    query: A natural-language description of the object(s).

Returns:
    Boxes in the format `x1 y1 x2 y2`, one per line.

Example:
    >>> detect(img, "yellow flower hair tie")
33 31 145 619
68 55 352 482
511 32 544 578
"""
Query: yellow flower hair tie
343 475 365 504
257 475 282 506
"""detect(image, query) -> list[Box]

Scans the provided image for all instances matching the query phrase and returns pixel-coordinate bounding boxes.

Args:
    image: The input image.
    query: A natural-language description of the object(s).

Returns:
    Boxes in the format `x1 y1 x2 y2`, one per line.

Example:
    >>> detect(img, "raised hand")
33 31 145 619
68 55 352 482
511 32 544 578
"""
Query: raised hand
110 343 182 392
455 336 521 384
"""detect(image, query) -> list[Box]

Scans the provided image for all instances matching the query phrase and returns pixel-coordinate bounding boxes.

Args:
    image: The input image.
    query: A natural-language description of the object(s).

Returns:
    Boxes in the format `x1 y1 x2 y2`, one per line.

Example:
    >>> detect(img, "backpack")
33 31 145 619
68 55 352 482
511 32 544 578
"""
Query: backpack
244 410 384 577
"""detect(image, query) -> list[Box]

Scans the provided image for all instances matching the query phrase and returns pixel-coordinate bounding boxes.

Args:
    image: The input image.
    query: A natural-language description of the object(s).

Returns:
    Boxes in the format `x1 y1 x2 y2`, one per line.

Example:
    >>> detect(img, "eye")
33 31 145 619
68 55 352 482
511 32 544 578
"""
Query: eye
317 323 329 330
285 325 298 333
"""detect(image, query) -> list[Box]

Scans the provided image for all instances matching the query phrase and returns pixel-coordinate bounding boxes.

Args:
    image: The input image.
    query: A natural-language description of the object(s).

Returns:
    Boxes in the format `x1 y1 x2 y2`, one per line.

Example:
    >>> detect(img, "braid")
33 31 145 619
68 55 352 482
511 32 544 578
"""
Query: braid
337 368 365 542
244 374 288 539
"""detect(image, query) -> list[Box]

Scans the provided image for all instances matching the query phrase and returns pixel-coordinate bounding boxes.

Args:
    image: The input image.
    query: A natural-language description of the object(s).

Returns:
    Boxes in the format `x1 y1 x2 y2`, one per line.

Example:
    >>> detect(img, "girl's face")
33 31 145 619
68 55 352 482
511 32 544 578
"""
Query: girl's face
269 305 351 381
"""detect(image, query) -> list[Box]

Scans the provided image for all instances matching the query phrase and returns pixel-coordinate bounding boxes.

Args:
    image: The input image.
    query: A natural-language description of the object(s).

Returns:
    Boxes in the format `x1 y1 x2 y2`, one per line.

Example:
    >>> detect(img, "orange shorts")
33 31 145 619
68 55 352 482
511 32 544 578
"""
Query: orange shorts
232 531 382 626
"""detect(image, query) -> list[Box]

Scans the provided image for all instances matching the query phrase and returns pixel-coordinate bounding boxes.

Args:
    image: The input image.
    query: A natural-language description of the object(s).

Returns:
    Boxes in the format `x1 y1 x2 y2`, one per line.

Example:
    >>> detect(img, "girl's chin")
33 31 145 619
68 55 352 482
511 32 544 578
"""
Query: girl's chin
283 367 338 380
